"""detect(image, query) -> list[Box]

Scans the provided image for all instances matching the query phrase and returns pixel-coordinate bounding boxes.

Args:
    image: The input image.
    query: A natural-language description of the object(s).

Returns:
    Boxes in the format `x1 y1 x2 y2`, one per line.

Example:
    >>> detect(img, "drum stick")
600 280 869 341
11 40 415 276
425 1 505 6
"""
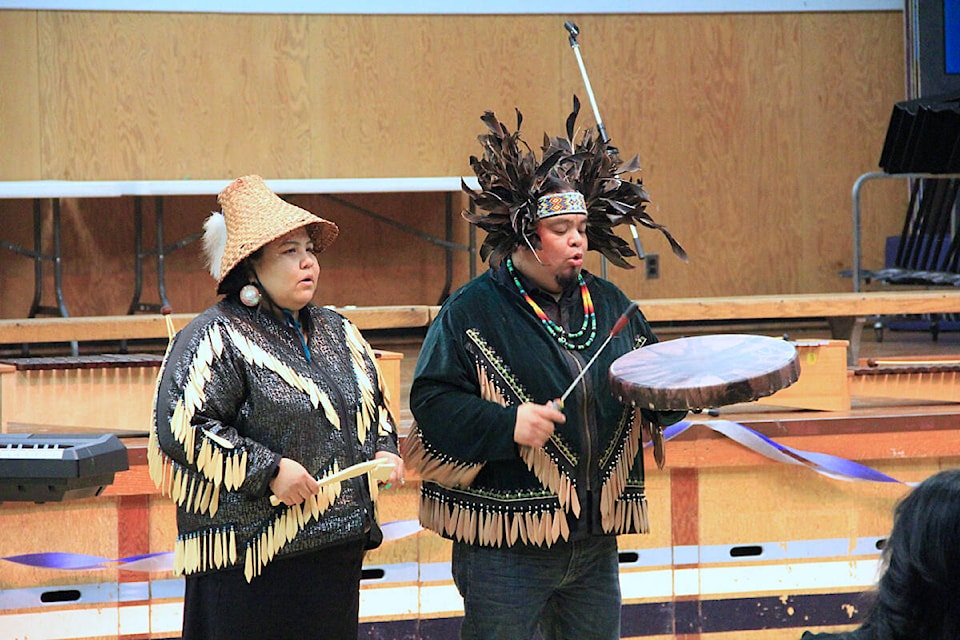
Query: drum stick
269 458 395 507
554 301 639 410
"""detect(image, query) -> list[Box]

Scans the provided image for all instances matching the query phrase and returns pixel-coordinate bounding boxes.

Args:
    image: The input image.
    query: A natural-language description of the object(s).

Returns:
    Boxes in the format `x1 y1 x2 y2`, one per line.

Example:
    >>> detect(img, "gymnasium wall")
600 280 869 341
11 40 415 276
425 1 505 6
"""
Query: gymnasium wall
0 10 906 317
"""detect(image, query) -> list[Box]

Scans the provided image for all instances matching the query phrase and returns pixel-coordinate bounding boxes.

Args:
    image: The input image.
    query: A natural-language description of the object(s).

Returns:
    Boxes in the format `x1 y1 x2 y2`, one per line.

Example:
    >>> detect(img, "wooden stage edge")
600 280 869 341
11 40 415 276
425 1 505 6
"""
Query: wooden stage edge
1 290 958 354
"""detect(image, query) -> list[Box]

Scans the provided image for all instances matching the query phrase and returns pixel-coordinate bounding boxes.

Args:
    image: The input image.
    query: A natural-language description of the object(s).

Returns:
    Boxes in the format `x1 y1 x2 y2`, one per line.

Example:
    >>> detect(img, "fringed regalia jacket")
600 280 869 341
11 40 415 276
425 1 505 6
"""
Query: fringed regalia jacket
149 299 399 582
407 266 684 548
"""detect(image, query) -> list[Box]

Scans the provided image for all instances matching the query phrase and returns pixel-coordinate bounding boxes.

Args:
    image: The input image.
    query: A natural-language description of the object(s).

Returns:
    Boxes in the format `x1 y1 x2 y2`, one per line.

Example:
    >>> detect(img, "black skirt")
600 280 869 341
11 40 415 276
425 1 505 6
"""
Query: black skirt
181 539 366 640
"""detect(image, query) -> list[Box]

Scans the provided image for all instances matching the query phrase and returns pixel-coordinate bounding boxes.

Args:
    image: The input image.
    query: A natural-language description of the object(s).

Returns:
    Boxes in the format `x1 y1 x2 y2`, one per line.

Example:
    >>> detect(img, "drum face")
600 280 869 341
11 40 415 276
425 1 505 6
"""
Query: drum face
608 334 800 411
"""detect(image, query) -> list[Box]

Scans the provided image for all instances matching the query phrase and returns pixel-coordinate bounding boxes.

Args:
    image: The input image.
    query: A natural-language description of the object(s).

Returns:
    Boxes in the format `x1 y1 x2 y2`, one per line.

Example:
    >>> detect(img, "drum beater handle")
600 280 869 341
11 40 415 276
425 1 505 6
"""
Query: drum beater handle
554 301 639 409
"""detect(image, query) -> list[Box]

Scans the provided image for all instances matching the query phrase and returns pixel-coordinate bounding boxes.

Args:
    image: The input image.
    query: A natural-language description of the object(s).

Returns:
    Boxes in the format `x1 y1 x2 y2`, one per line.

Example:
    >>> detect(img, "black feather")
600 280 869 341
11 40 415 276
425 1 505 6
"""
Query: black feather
464 96 687 267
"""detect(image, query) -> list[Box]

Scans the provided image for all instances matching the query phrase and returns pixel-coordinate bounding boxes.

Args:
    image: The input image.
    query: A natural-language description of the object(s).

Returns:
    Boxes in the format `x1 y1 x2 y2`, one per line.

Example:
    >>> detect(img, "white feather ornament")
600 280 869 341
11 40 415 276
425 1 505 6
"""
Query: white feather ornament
202 212 228 281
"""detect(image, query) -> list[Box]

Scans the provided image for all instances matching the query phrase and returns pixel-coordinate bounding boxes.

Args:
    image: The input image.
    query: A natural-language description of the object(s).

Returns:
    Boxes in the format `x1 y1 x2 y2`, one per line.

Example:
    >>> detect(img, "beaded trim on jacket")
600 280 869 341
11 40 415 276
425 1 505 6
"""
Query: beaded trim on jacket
405 318 654 547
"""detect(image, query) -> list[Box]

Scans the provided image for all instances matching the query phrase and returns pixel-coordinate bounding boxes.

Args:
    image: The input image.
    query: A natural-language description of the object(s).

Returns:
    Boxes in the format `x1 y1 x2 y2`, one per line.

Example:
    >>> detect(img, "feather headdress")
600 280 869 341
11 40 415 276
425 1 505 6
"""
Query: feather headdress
462 96 687 269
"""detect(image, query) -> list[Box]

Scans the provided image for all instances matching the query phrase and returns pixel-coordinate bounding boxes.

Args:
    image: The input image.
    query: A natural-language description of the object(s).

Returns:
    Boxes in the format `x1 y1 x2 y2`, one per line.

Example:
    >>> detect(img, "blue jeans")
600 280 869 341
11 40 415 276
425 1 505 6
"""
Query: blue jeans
451 536 622 640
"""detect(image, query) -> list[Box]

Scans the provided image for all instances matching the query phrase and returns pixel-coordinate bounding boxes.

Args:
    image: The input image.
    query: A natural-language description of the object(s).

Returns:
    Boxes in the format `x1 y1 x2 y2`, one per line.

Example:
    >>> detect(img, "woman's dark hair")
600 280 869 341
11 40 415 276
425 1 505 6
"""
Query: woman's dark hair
862 468 960 640
216 248 263 297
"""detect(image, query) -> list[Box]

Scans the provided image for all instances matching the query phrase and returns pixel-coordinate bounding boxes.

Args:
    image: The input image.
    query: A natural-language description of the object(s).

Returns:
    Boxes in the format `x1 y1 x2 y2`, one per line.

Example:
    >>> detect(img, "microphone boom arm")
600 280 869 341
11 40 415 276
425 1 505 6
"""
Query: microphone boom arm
563 21 645 261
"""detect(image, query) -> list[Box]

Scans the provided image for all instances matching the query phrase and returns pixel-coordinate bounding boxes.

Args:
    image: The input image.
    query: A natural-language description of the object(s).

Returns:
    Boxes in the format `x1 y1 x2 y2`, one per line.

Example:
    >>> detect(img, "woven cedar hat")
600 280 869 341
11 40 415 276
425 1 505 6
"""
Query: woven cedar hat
203 175 339 283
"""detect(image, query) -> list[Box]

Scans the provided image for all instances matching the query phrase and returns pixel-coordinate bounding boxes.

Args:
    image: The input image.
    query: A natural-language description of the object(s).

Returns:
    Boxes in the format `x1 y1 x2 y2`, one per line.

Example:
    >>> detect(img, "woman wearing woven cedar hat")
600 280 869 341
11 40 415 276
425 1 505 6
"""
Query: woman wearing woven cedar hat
406 98 687 640
149 175 404 640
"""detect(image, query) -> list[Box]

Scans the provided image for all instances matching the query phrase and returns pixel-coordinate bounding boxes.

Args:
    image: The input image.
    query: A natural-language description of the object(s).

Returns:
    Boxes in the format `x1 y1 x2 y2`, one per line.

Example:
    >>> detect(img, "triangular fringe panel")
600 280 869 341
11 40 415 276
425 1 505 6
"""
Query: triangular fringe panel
518 445 581 518
467 330 530 406
150 321 354 519
473 358 580 516
402 424 482 488
599 411 644 533
476 363 509 407
170 469 346 582
241 472 345 582
147 325 245 515
470 337 581 518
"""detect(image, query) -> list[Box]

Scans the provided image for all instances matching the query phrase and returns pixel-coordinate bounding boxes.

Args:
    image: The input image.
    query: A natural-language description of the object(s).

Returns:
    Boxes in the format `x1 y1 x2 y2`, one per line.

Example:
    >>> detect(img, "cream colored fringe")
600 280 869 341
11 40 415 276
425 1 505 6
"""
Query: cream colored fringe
402 424 482 487
413 335 658 546
241 472 345 582
170 466 347 582
148 325 245 518
518 445 581 518
225 325 340 430
599 412 645 533
173 527 238 576
343 319 381 445
407 362 581 516
149 322 353 518
611 494 650 535
420 494 570 548
476 362 509 406
420 488 648 548
150 321 393 581
476 360 581 518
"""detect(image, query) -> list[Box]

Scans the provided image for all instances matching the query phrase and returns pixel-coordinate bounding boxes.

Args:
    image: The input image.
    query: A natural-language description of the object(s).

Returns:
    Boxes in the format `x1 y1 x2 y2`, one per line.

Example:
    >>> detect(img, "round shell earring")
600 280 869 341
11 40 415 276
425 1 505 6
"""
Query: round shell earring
239 283 262 307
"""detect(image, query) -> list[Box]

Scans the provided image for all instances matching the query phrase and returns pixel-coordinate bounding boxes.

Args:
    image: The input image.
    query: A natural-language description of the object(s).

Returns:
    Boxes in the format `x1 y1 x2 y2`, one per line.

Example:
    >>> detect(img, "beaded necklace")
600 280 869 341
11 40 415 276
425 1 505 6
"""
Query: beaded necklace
506 257 597 350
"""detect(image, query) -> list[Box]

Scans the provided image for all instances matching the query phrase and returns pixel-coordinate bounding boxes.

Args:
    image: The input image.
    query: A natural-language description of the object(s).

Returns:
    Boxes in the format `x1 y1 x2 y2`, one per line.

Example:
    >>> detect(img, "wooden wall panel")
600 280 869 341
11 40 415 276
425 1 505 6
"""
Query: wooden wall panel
797 12 907 293
620 14 809 298
0 10 908 318
0 11 41 180
38 12 313 180
593 12 906 300
308 15 570 178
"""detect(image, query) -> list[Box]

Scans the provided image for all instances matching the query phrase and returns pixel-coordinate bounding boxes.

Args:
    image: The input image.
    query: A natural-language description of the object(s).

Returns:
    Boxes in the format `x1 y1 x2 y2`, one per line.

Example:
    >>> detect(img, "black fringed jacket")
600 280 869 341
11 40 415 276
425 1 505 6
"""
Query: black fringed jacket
150 299 399 581
407 265 684 547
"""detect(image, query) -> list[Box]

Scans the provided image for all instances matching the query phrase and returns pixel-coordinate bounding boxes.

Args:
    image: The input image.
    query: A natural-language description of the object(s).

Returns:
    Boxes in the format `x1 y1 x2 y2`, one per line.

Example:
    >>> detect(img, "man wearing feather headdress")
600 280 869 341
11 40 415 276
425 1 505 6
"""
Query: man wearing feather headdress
405 98 687 639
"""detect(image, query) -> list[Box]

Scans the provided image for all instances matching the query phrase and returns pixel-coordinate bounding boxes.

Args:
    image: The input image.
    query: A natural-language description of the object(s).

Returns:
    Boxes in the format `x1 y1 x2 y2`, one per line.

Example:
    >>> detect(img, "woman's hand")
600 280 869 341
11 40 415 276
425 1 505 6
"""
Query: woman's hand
375 450 406 489
269 457 320 506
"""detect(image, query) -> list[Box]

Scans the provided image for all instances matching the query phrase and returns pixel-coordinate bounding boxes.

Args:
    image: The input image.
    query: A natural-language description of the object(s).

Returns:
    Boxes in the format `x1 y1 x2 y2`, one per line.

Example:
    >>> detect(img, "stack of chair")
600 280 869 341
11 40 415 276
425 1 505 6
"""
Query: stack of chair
861 92 960 340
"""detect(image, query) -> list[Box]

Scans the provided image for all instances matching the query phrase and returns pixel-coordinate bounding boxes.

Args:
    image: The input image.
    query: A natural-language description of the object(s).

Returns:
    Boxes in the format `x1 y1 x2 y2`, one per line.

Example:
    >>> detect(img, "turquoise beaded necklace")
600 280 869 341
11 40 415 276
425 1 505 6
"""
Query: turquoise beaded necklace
506 257 597 350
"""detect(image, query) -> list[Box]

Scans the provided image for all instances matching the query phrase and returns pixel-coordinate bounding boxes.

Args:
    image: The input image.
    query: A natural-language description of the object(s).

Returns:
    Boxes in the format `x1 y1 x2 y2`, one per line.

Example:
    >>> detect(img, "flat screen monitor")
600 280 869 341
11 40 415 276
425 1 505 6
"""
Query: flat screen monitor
911 0 960 97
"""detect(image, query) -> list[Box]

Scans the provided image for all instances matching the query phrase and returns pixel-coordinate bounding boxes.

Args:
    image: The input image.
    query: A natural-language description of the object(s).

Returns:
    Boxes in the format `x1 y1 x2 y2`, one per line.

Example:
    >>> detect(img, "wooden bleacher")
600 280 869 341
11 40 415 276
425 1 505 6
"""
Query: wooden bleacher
639 290 960 364
2 291 960 363
0 305 437 345
0 306 424 434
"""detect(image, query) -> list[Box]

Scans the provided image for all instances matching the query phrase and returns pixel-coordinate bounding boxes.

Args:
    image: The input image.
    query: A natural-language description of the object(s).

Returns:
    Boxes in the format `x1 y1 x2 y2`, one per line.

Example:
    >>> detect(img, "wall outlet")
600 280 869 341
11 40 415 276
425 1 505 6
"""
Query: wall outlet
645 253 660 279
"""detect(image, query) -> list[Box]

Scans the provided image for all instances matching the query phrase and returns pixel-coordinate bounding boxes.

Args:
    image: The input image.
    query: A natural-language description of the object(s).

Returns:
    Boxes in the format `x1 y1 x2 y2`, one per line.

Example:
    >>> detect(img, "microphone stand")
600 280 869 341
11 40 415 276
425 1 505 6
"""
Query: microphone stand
563 21 647 278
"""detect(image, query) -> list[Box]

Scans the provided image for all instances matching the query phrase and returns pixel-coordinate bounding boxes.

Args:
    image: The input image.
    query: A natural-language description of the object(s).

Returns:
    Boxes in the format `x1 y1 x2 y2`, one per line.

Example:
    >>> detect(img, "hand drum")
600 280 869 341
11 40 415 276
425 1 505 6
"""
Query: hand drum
608 334 800 411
